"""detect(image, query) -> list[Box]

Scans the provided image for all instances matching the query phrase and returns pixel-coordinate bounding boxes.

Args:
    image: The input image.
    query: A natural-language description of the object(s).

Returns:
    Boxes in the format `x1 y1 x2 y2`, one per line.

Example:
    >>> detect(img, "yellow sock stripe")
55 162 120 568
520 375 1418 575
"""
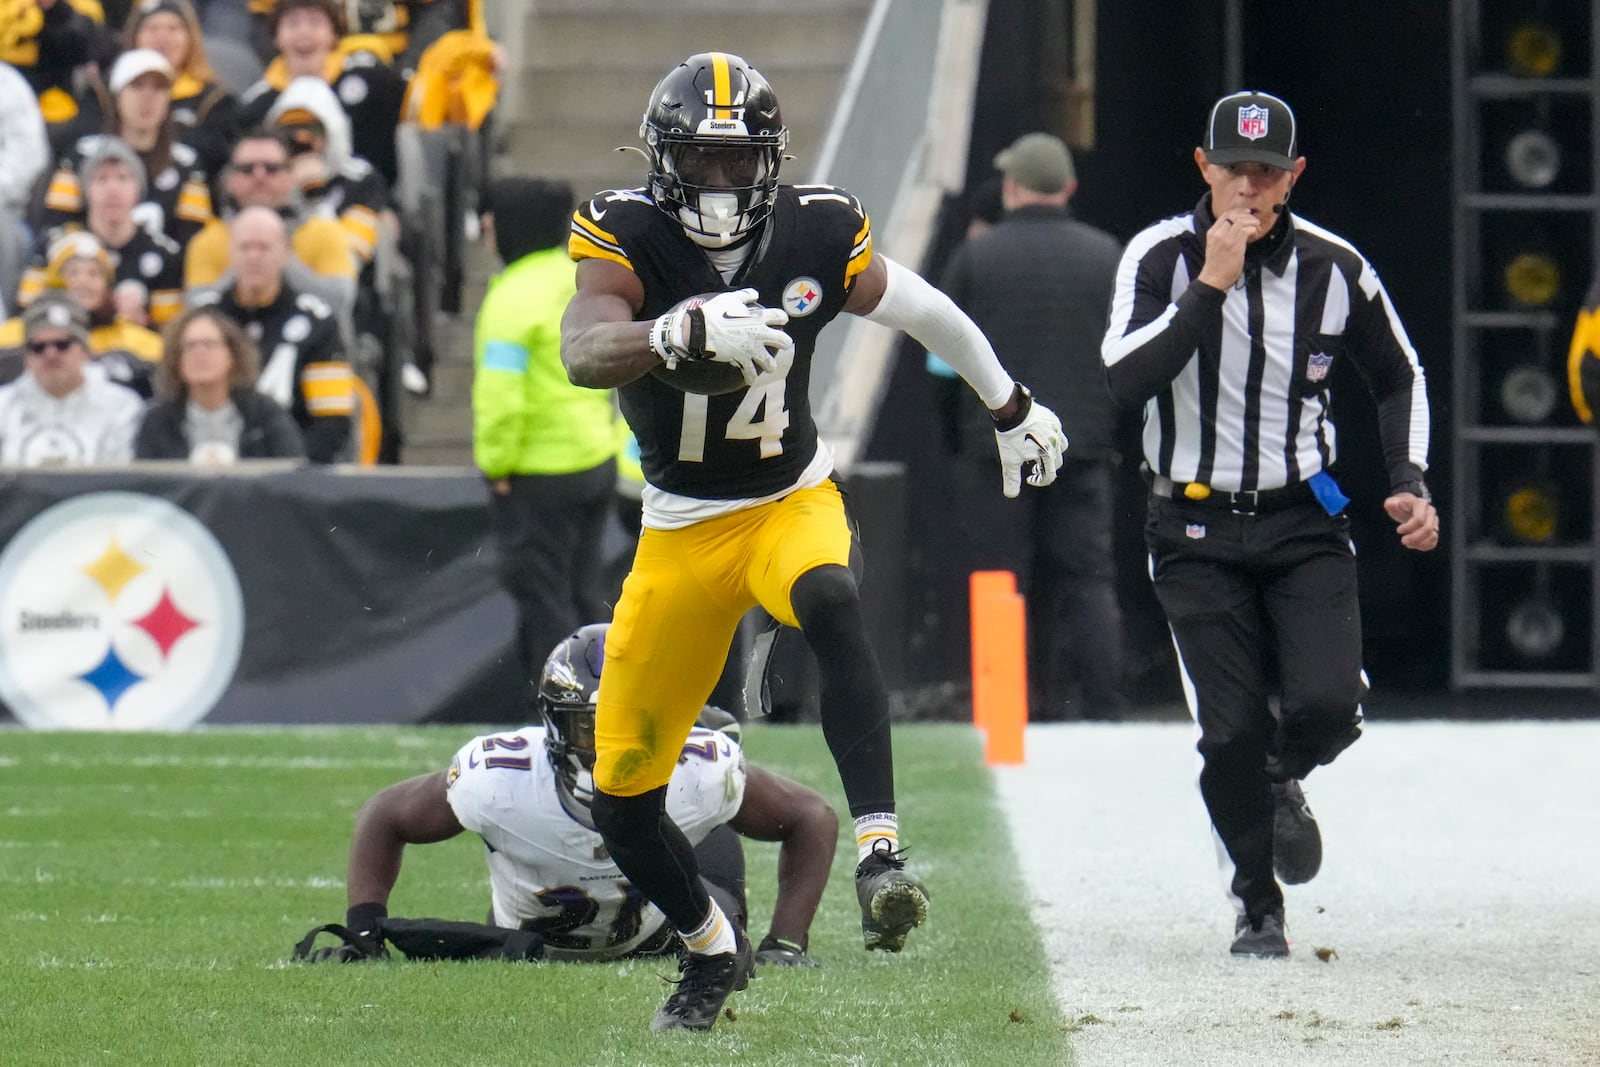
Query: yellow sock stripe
682 911 726 952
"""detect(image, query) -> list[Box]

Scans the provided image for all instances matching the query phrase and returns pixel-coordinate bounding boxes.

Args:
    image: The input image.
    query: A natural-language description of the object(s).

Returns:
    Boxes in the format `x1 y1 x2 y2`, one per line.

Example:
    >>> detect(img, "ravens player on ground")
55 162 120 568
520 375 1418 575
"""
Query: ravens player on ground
327 624 836 967
561 52 1068 1032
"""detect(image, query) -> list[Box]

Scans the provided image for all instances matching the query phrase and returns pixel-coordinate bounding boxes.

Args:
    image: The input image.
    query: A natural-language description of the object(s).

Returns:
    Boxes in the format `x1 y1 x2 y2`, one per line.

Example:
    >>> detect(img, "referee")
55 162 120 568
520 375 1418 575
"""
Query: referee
1101 90 1439 957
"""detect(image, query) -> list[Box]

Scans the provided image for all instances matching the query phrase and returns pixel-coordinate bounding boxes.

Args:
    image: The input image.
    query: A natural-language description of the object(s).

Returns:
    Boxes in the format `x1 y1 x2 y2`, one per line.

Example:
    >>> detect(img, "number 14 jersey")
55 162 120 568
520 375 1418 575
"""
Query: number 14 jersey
569 185 873 526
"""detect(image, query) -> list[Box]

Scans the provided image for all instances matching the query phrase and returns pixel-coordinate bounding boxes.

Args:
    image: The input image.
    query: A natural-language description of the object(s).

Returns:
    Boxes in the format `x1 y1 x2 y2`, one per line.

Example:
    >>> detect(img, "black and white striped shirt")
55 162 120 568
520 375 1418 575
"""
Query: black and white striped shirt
1101 195 1429 493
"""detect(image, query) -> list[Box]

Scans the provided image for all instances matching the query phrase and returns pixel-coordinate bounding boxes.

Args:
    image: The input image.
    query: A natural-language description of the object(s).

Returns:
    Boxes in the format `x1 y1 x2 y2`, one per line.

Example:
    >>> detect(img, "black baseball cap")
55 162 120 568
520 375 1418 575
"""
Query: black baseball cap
1202 90 1298 170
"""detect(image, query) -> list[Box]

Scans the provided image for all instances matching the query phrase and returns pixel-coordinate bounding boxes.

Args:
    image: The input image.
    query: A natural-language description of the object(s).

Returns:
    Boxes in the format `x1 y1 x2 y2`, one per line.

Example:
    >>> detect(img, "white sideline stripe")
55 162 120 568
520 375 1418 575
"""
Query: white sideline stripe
27 754 421 770
0 874 345 889
995 721 1600 1066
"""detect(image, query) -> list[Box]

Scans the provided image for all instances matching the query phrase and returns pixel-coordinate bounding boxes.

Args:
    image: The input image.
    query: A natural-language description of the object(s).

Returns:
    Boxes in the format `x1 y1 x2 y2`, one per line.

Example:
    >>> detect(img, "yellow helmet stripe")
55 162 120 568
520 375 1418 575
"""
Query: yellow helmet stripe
711 52 732 120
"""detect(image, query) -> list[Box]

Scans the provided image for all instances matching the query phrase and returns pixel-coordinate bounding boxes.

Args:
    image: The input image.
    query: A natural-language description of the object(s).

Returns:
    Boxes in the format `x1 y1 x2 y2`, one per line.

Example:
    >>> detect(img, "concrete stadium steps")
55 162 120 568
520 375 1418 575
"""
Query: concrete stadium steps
505 1 865 198
398 0 866 469
397 240 492 468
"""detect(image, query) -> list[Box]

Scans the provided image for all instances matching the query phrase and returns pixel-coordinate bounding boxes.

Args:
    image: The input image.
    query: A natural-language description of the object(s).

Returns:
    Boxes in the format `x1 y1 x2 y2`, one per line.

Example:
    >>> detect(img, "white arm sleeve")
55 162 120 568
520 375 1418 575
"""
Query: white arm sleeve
860 255 1015 410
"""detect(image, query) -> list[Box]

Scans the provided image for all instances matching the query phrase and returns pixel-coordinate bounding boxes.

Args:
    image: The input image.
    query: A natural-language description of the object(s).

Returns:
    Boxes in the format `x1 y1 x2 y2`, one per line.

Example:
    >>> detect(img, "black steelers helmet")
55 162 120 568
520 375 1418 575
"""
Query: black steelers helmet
641 51 788 248
536 623 607 807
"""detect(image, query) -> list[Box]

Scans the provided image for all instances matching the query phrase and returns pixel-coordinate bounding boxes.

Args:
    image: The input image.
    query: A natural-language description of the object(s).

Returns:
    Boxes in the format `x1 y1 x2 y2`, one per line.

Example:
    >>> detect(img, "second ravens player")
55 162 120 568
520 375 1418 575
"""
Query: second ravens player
560 52 1068 1032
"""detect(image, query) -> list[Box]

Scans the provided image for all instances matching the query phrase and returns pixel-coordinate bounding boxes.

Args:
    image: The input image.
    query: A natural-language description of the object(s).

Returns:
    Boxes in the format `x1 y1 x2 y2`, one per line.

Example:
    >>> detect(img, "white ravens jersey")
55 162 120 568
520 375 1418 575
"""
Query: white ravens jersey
444 724 746 960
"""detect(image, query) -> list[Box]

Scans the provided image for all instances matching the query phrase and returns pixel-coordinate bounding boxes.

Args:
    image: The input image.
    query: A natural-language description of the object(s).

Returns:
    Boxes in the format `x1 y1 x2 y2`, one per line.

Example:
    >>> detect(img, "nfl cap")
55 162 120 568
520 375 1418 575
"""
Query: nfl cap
1202 90 1297 170
994 132 1075 193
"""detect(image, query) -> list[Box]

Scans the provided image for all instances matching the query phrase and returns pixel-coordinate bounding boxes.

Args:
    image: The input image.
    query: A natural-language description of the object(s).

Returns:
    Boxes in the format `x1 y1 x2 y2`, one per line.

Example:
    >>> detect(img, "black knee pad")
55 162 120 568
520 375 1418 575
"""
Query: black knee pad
791 565 860 632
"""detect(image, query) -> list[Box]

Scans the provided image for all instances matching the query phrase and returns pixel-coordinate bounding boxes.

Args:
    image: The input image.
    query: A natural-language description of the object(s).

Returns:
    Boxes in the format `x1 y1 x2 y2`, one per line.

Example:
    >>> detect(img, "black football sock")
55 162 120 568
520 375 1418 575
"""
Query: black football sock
791 565 896 818
590 785 711 933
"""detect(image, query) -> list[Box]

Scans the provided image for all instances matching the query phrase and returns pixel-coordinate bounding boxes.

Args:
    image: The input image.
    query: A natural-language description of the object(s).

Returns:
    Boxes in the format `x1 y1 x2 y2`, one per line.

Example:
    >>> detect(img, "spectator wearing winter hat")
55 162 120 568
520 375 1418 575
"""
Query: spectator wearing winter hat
17 136 186 326
0 293 144 468
39 48 214 248
1 232 162 396
267 75 390 268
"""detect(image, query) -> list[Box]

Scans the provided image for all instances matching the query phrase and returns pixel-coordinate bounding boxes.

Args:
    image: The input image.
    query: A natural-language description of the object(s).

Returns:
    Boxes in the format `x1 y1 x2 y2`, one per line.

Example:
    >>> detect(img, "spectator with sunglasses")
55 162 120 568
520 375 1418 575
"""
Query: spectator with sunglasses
0 294 143 467
183 128 355 312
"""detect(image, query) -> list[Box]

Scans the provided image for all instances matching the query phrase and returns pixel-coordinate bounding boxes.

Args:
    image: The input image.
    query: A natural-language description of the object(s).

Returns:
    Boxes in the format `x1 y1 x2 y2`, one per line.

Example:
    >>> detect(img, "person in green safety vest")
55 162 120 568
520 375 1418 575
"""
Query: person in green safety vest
473 175 618 699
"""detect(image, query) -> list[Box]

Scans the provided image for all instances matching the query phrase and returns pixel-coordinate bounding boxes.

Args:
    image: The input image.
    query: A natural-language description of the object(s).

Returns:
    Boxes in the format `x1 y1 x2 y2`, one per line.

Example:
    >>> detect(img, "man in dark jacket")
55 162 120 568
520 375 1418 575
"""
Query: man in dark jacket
939 132 1127 720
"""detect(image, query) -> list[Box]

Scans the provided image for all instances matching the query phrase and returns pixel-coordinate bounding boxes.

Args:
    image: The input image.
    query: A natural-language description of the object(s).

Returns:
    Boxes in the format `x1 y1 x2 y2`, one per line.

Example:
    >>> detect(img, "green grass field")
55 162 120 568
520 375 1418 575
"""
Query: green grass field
0 723 1073 1066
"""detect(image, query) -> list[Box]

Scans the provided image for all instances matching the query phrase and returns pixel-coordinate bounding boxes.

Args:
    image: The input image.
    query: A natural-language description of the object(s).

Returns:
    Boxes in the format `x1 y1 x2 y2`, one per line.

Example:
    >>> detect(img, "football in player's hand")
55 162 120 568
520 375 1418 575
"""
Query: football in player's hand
648 292 757 396
651 358 749 396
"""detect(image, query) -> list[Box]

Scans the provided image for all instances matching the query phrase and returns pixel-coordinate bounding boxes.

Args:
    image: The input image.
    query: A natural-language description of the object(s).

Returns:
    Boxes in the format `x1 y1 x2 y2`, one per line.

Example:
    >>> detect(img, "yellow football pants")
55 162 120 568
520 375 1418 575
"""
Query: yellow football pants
594 481 852 796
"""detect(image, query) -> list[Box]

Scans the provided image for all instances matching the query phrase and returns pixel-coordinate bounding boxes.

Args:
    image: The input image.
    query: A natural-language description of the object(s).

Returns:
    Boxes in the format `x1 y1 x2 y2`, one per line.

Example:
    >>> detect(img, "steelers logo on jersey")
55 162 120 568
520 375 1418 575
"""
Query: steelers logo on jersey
140 251 163 278
282 314 311 343
154 167 180 192
782 276 823 317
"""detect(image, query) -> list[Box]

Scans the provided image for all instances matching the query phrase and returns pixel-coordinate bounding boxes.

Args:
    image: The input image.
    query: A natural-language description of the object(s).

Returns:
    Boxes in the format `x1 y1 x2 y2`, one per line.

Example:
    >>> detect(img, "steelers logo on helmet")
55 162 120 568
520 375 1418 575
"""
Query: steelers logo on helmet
641 52 787 249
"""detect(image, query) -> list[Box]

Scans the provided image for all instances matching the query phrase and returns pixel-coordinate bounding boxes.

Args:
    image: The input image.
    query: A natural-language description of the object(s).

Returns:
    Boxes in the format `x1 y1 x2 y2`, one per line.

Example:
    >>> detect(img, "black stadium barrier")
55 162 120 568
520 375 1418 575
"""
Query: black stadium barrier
0 466 523 730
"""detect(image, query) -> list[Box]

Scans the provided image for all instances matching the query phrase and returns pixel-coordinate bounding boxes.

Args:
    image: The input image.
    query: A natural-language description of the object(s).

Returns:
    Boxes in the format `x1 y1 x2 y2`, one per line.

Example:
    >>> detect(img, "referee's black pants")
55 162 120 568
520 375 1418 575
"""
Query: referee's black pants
1145 494 1367 918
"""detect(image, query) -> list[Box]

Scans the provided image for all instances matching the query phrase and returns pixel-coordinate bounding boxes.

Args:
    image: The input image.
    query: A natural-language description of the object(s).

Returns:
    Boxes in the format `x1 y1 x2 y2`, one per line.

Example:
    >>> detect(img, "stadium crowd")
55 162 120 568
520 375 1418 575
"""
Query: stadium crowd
0 0 498 466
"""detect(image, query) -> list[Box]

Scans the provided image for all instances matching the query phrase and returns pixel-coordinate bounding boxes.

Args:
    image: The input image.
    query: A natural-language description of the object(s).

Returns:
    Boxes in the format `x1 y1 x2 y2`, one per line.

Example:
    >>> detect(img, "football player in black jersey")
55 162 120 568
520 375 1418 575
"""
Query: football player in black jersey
560 52 1068 1033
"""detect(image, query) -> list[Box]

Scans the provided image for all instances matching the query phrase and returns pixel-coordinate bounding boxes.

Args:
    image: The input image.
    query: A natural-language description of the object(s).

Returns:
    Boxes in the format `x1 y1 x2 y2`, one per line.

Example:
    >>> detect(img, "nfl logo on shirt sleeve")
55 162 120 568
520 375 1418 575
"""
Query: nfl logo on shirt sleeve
1306 351 1333 382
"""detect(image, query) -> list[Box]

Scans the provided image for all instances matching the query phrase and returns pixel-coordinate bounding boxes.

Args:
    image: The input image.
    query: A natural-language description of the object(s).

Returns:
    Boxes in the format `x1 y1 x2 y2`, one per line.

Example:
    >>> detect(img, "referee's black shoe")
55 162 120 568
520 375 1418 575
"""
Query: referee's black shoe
1272 779 1323 885
1231 908 1289 958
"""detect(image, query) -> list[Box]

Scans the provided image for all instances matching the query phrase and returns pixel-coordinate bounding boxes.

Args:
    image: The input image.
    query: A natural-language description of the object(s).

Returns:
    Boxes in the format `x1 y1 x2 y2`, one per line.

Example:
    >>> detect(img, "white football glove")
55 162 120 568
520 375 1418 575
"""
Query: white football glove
649 288 793 387
994 387 1068 498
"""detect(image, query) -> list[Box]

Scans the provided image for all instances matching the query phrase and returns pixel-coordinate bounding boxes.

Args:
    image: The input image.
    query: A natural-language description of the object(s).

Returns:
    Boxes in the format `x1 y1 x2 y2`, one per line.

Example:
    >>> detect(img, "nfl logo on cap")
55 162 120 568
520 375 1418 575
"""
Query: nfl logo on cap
1238 104 1269 140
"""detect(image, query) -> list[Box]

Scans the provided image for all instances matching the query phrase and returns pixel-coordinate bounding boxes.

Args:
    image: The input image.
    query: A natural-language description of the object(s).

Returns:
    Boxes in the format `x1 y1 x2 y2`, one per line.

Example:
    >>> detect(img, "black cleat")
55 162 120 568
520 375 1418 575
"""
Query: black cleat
1231 908 1290 958
855 841 930 952
649 928 755 1033
1272 779 1323 885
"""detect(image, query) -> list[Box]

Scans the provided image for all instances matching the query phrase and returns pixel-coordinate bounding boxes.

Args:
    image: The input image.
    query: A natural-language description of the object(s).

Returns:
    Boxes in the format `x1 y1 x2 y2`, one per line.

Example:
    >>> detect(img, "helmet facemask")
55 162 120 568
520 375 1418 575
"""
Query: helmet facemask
649 134 784 248
540 699 598 812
